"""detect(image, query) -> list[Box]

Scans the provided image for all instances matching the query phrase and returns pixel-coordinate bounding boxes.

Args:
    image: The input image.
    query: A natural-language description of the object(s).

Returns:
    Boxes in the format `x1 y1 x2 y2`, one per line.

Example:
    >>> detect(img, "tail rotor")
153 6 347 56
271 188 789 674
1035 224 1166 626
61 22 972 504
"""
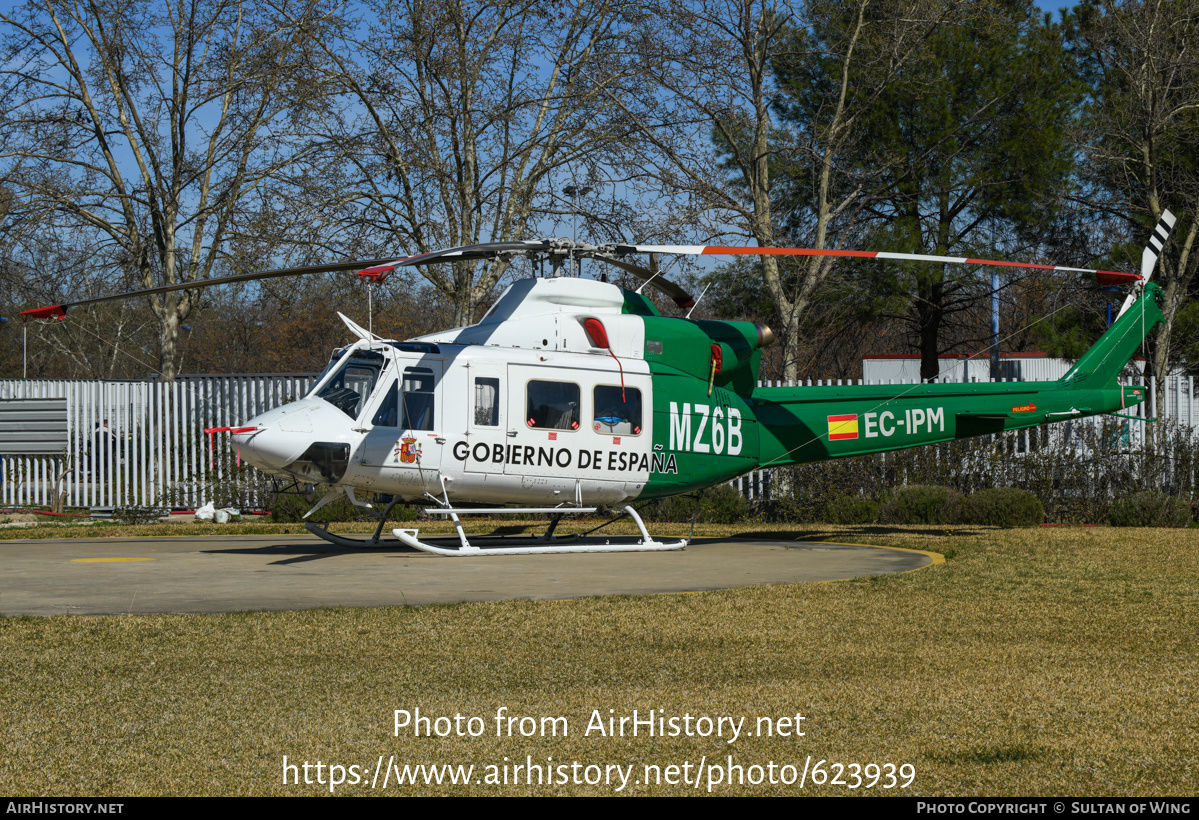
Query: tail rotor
1116 210 1176 320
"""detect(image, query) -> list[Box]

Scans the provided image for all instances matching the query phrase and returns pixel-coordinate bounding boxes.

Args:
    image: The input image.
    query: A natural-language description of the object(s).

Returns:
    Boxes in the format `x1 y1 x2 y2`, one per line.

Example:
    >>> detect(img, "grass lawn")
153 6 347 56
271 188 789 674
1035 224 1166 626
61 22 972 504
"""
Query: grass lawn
0 522 1195 796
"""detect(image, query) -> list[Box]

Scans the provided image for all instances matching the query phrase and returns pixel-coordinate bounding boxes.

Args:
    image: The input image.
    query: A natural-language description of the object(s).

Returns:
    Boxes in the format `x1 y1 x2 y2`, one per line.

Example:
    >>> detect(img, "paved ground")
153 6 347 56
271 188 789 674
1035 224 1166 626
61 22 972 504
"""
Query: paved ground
0 533 936 616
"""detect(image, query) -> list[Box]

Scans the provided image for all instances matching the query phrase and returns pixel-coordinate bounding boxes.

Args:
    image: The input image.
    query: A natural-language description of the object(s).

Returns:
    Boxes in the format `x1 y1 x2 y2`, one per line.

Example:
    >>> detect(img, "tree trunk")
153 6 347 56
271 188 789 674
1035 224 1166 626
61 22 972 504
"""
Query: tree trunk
917 273 945 383
453 293 475 329
159 310 182 383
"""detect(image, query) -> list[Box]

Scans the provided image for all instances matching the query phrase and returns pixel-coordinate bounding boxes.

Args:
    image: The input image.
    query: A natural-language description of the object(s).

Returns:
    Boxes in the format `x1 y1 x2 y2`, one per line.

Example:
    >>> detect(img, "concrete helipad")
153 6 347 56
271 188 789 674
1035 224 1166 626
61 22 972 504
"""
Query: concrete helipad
0 534 936 616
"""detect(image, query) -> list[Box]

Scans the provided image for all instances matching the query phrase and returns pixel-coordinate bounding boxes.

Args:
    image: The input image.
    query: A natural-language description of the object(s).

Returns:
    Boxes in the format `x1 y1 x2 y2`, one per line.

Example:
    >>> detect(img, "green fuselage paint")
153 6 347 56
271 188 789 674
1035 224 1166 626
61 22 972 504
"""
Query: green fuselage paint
641 283 1164 500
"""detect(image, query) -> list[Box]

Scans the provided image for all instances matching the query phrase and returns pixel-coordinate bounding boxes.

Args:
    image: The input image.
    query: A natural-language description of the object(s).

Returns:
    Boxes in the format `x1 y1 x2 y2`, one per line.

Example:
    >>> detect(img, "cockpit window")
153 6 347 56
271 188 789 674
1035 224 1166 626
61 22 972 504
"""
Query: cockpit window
400 367 436 431
369 367 435 430
372 379 400 427
314 349 386 419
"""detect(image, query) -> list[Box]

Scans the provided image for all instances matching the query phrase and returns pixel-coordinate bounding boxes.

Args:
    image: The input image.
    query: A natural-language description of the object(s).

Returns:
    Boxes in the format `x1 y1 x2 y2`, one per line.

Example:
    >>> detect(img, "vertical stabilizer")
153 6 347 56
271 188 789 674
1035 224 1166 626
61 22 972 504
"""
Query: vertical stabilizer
1062 211 1174 389
1061 282 1164 389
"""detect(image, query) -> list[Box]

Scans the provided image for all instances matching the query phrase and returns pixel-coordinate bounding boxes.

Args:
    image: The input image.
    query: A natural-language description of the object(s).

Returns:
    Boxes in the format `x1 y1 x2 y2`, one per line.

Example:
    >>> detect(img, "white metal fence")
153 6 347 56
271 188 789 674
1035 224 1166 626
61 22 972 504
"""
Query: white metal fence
1 372 1194 510
1 374 317 509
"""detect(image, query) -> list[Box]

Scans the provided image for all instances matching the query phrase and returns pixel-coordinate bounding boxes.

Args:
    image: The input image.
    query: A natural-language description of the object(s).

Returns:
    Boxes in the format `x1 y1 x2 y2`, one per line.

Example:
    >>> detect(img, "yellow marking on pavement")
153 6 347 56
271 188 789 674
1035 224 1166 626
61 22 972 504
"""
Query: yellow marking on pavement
71 557 156 563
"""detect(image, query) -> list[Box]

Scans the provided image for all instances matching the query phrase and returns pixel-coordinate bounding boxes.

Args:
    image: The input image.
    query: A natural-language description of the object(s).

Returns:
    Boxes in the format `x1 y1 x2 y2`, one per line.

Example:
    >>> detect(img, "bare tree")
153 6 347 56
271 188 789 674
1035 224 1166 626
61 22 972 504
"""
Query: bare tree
1071 0 1199 399
285 0 650 327
2 225 159 379
612 0 974 380
0 0 316 380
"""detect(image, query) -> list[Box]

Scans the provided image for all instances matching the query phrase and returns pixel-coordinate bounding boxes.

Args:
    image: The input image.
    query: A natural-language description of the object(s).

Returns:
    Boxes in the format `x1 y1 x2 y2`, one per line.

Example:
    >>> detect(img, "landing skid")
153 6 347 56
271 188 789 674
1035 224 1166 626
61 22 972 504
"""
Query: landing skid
304 520 409 548
393 504 688 556
304 492 407 548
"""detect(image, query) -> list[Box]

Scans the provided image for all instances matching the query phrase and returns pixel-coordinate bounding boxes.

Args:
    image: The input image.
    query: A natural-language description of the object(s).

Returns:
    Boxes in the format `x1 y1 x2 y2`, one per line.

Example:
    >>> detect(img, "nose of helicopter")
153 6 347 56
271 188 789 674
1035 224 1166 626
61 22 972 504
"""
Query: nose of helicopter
231 399 339 473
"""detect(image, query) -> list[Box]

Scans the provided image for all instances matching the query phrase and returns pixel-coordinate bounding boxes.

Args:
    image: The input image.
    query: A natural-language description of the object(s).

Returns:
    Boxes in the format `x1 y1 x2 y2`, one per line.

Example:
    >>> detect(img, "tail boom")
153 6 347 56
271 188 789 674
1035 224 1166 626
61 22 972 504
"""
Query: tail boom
753 381 1143 468
752 284 1162 468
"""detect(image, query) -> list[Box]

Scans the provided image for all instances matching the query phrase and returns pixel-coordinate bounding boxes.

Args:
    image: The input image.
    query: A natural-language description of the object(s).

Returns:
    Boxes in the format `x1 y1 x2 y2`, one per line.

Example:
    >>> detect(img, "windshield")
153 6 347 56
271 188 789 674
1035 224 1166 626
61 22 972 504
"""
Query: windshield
314 349 386 419
312 348 348 386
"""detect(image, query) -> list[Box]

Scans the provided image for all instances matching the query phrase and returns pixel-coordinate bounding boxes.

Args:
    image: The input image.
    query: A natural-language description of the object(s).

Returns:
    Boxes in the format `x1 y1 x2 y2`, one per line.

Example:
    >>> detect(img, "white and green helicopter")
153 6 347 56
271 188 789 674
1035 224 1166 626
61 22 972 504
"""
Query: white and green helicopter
22 212 1174 554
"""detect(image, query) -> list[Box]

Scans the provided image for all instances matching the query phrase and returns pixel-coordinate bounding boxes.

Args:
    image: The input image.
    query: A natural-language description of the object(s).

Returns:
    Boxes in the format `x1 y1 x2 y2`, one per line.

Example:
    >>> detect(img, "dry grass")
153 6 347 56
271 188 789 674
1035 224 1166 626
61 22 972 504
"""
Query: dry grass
1 525 1195 796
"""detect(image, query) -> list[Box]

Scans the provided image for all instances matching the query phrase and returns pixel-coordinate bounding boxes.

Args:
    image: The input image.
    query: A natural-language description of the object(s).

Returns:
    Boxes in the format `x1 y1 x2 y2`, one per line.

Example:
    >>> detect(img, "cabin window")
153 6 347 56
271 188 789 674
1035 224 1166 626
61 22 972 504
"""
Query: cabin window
526 380 580 431
474 377 500 426
401 367 436 431
593 385 642 435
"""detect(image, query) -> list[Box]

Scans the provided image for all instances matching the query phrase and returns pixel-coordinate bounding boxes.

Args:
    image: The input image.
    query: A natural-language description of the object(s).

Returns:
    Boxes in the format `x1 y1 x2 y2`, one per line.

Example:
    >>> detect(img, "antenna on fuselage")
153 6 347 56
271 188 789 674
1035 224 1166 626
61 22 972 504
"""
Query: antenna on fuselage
634 253 663 296
685 282 712 319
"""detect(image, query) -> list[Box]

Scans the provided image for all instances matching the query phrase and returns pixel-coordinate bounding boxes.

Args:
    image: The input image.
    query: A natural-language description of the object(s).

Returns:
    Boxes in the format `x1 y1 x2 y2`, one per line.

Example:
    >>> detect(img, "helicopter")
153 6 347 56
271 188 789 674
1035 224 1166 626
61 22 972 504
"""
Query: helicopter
20 211 1174 555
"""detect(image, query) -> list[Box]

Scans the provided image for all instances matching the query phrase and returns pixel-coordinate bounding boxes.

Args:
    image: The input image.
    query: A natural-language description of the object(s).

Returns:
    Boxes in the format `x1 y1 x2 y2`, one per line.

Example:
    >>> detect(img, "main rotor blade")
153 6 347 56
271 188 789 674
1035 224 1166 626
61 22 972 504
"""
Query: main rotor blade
19 258 402 320
397 240 554 267
620 244 1142 285
587 255 695 309
396 239 698 309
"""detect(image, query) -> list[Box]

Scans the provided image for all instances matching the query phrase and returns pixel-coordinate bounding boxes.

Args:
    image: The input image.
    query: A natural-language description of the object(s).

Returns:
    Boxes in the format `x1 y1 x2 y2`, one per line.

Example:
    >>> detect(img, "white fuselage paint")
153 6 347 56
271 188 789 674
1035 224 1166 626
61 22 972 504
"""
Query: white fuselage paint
233 280 656 506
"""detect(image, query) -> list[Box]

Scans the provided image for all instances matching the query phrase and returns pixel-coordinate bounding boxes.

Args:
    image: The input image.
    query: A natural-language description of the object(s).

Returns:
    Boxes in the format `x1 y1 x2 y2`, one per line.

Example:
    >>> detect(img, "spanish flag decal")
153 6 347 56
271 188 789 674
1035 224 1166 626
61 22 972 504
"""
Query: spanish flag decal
827 413 859 441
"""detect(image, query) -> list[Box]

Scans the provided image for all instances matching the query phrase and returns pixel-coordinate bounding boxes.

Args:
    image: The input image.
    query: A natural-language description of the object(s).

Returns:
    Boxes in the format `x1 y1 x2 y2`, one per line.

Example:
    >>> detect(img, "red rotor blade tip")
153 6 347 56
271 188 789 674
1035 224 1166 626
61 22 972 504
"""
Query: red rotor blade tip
21 305 68 320
1095 271 1142 286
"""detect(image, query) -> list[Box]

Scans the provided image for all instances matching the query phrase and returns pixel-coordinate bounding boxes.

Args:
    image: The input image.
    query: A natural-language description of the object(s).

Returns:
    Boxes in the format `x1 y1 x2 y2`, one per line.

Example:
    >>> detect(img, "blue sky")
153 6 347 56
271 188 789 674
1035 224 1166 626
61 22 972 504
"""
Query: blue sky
1035 0 1074 15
